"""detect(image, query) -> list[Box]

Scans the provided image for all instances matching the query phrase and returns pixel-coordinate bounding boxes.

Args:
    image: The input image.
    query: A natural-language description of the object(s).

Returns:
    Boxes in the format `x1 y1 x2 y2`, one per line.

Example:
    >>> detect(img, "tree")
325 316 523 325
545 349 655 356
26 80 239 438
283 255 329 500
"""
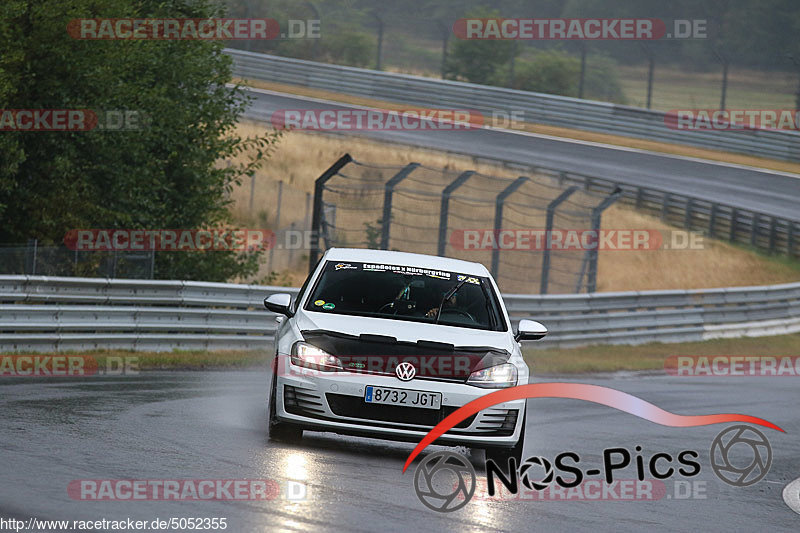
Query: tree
0 0 281 281
443 7 515 85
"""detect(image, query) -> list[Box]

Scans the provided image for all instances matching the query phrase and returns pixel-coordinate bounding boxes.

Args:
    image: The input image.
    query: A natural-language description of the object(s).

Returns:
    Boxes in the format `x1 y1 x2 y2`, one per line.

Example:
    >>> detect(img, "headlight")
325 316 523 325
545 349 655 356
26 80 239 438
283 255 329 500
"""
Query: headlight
467 363 517 388
291 342 342 372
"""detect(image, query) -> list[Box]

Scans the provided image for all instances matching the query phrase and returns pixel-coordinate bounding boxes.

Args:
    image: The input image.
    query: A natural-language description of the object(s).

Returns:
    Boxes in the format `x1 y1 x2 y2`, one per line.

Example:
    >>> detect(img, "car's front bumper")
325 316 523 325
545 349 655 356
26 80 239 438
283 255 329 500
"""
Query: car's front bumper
273 357 526 448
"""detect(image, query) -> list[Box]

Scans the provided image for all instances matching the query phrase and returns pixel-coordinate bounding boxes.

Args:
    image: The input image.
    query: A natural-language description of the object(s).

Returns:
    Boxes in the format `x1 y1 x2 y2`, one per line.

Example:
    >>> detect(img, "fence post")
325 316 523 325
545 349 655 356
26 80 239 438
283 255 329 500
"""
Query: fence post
305 192 311 231
729 207 738 242
661 192 671 222
27 238 38 275
268 180 284 273
380 163 420 250
635 187 644 210
684 198 693 229
490 176 529 279
750 213 759 247
789 221 796 258
709 203 718 239
373 13 384 70
540 186 578 295
288 222 296 265
320 203 336 251
437 171 474 256
769 217 777 253
309 154 353 273
585 187 623 293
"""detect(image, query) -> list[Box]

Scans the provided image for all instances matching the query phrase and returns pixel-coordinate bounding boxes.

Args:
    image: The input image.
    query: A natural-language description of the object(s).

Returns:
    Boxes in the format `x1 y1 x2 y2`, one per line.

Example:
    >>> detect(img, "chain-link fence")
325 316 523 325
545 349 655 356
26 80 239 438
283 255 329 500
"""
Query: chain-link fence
1 157 619 290
240 176 314 275
0 243 155 279
310 155 620 294
0 173 317 281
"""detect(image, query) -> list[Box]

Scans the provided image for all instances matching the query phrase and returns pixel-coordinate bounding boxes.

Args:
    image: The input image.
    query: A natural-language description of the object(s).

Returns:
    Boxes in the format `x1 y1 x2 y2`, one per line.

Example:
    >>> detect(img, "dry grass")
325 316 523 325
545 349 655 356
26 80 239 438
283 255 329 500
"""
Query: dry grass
597 206 800 291
231 120 532 194
234 77 800 175
228 123 800 291
618 64 797 111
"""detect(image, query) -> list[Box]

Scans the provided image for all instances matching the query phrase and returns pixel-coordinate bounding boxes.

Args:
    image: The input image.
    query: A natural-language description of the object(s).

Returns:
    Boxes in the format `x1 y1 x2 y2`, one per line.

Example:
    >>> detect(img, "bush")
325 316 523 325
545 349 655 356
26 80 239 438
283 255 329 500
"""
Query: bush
504 50 581 97
494 49 626 104
320 29 374 68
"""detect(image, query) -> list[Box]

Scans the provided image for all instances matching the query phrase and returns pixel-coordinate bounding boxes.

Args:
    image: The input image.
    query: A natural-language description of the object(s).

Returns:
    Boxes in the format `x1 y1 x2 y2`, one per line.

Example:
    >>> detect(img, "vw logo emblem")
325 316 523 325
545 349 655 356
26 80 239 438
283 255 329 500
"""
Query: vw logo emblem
395 361 416 381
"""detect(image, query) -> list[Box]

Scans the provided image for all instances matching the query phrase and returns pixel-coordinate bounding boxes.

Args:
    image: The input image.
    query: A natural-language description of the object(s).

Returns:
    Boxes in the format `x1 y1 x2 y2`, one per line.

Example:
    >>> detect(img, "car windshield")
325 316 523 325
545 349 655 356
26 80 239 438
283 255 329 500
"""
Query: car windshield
304 261 507 331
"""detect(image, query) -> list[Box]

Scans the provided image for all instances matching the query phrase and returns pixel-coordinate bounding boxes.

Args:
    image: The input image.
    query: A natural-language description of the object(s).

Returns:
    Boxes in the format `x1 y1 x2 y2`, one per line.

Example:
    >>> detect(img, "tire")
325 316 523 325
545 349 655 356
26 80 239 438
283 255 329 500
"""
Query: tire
484 411 526 467
268 357 303 443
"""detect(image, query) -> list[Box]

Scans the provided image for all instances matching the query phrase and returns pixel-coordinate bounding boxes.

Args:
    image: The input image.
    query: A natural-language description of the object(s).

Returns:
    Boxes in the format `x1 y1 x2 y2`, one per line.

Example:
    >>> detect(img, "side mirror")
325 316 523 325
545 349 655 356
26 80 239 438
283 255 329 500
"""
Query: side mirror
264 293 293 317
515 319 547 342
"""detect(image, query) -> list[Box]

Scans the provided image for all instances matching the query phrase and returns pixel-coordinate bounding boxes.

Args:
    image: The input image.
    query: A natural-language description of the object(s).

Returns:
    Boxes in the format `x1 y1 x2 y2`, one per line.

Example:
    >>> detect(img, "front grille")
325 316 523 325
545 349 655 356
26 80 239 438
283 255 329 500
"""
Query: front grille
325 393 476 429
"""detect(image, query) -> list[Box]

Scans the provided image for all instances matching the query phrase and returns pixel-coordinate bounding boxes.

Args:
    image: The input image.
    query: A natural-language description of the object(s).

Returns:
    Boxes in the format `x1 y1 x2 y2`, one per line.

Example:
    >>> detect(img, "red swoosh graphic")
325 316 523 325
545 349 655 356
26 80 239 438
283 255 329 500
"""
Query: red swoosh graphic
402 382 784 472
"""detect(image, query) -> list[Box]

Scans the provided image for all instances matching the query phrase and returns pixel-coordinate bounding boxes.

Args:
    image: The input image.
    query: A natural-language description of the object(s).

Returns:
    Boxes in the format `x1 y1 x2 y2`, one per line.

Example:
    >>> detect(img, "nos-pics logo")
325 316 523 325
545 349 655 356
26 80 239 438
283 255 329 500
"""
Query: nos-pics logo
413 425 772 512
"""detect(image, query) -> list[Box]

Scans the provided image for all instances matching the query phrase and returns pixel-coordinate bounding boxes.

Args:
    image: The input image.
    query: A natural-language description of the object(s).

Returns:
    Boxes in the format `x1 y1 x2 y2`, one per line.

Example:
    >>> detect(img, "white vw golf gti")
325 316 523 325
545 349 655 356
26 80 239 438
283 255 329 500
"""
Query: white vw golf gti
264 248 547 462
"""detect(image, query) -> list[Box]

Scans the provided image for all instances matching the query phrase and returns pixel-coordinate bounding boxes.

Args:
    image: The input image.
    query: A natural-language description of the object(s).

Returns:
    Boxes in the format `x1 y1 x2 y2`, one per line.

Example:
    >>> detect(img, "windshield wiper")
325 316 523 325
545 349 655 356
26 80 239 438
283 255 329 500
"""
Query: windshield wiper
435 277 468 324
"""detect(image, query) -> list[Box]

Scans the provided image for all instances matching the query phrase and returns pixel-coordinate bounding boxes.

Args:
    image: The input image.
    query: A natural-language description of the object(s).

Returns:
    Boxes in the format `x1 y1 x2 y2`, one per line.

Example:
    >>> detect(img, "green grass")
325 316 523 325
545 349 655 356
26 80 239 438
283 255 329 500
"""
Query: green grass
524 333 800 374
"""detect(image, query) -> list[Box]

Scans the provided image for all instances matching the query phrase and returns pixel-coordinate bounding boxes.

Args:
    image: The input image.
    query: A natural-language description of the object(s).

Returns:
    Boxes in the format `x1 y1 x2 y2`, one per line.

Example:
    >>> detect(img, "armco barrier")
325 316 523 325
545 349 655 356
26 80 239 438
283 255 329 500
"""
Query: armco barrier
1 276 798 351
226 48 800 163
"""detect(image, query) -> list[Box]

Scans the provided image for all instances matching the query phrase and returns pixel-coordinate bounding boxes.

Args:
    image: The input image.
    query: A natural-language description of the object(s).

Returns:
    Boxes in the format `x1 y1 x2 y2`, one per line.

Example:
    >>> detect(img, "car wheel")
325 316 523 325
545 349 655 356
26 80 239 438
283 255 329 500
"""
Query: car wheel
268 357 303 443
484 411 526 467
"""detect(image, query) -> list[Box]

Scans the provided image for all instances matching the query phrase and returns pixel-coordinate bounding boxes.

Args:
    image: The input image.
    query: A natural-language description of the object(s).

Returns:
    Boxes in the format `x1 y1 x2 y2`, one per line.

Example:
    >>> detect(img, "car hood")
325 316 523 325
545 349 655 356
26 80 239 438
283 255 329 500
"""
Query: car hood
294 311 516 380
296 310 515 352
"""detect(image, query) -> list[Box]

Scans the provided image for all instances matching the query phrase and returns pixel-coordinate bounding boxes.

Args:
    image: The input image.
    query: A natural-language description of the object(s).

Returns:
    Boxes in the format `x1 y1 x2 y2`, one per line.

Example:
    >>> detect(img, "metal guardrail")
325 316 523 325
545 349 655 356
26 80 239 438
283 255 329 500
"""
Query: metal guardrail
0 276 292 352
1 276 798 351
485 159 800 260
226 49 800 163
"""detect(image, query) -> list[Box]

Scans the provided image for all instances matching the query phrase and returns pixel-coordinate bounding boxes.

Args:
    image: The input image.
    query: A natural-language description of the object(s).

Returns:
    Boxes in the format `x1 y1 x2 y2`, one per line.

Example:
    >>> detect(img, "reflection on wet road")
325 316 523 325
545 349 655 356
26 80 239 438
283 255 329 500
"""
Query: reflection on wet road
1 371 797 531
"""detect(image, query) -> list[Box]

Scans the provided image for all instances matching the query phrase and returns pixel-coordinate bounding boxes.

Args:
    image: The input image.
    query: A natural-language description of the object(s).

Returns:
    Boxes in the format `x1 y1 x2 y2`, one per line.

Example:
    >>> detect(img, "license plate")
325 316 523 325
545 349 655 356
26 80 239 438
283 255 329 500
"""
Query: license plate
364 386 441 410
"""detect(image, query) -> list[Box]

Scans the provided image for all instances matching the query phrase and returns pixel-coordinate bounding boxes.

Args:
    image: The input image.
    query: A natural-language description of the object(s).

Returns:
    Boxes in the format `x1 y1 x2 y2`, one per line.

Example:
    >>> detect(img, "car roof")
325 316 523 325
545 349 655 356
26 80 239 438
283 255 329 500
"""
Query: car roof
322 248 491 277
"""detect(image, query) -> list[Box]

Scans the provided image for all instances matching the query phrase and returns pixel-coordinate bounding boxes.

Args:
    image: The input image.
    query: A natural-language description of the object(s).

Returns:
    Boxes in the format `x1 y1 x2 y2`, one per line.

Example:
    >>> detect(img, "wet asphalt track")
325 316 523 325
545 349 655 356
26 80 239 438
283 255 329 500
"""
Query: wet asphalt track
1 370 798 532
